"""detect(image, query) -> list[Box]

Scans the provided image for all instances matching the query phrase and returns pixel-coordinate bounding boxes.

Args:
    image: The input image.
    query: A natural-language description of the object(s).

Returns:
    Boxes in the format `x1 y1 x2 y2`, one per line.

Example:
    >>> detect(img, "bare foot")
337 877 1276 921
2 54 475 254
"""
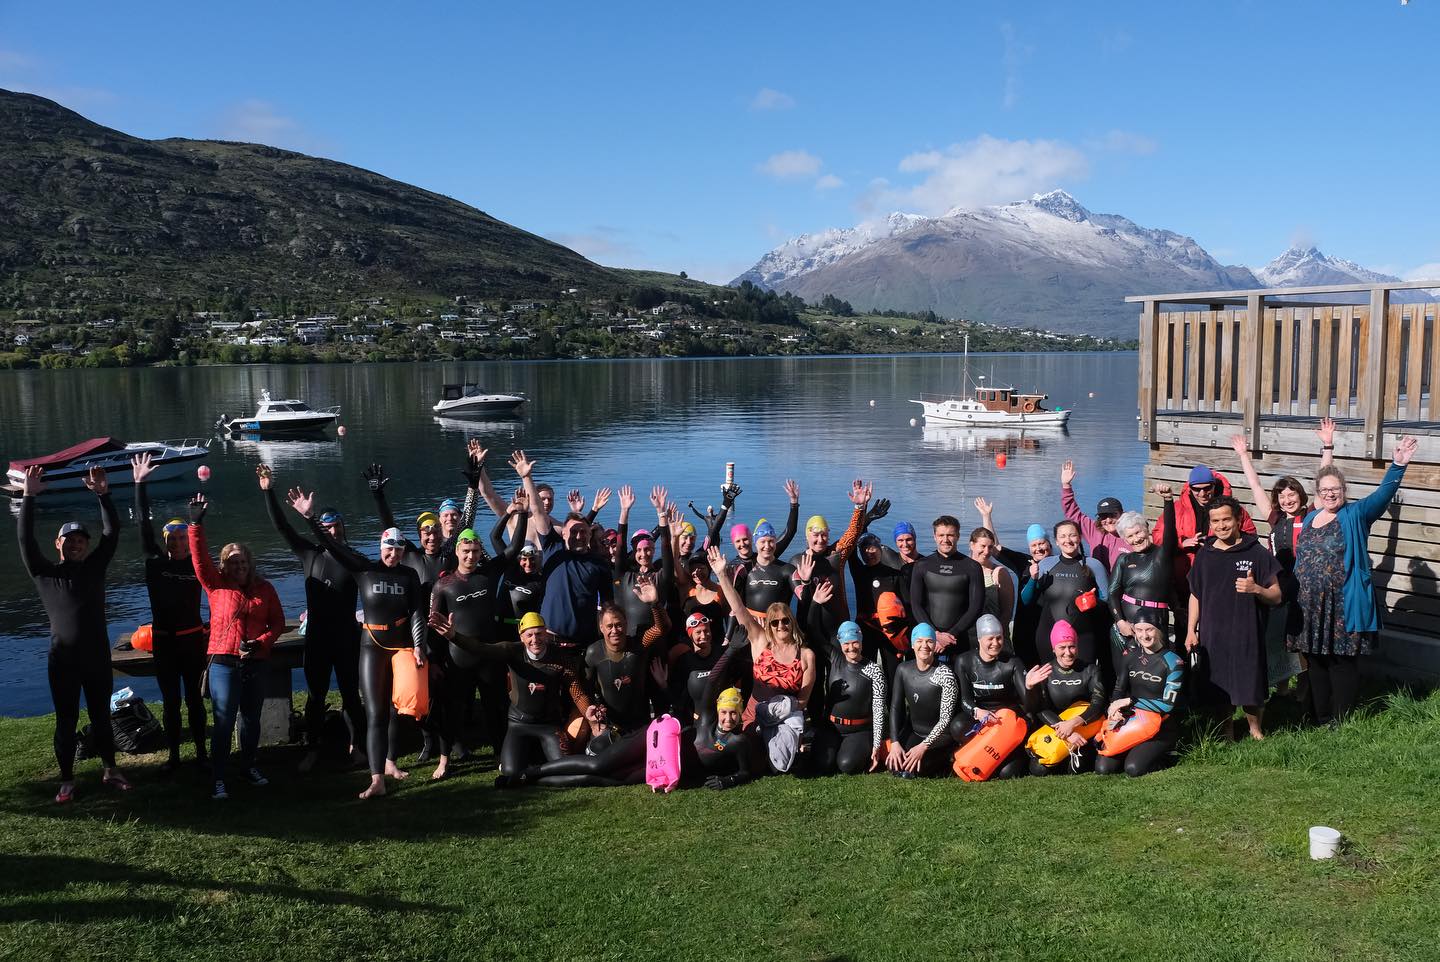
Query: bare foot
298 751 319 773
358 775 387 799
1248 729 1265 741
384 760 410 781
431 756 449 781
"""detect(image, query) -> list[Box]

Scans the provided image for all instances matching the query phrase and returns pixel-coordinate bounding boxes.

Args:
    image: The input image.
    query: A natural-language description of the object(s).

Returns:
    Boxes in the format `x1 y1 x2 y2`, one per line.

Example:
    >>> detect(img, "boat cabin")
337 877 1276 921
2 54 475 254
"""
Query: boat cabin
440 383 482 401
976 387 1049 414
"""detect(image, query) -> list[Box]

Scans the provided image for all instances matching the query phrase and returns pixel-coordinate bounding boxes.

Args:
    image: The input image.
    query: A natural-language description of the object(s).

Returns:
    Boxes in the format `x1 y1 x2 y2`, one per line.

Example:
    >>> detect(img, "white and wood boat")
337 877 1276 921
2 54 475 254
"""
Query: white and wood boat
5 436 212 493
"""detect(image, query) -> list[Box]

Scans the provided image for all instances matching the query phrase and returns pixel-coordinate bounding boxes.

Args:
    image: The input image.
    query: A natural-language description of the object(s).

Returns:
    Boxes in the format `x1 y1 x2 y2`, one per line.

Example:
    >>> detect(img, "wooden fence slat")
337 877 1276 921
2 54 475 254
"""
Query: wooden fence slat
1334 307 1355 419
1155 313 1172 409
1186 312 1201 413
1259 309 1276 415
1204 311 1220 411
1427 304 1440 422
1296 307 1315 417
1316 307 1334 418
1385 304 1404 420
1406 305 1427 421
1279 309 1296 415
1171 314 1186 409
1218 311 1236 411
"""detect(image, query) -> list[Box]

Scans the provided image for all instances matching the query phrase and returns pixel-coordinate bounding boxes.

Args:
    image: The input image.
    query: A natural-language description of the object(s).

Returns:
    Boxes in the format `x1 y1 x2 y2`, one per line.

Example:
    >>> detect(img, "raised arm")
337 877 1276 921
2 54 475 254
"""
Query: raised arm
1060 460 1102 547
77 467 120 570
132 455 161 558
707 546 763 642
1354 438 1415 527
1228 435 1273 520
832 480 870 564
187 495 223 591
362 463 398 532
467 440 507 520
16 467 53 578
1316 418 1336 470
774 480 800 556
511 450 549 537
260 466 320 556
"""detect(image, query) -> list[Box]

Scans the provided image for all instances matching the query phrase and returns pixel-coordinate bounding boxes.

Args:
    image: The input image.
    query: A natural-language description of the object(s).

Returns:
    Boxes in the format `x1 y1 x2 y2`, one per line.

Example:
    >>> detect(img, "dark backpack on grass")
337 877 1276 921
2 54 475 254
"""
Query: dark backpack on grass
78 696 166 758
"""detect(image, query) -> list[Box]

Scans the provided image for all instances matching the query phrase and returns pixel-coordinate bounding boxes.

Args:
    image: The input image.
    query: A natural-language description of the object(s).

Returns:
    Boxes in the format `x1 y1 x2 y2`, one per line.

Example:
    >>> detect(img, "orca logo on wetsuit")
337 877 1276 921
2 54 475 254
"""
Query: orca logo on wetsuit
158 570 196 582
513 586 532 596
1131 670 1164 684
751 578 779 587
1052 676 1083 686
456 589 489 603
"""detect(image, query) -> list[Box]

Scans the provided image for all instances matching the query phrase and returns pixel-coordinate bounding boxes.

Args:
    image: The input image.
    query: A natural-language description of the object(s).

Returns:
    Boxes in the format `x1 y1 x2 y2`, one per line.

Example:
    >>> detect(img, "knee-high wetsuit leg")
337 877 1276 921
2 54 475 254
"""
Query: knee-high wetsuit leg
152 635 185 760
302 631 335 748
528 730 646 784
359 643 393 776
332 629 366 751
1121 729 1179 777
834 729 873 775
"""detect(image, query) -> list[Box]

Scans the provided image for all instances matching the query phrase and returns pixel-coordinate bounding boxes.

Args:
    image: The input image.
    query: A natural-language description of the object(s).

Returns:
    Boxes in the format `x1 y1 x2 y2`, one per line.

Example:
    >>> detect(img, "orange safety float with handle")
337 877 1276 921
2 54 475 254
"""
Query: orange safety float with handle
131 624 154 652
952 708 1027 781
1097 708 1163 757
1025 701 1104 767
1021 398 1037 414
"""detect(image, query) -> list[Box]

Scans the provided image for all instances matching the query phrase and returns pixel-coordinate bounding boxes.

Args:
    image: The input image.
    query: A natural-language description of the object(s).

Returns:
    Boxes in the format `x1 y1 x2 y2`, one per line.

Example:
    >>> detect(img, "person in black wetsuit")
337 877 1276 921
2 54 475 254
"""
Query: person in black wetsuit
131 452 206 773
720 478 801 580
730 519 798 645
908 515 986 662
1025 620 1107 776
490 490 544 638
977 499 1052 667
668 611 725 723
257 464 366 772
468 612 591 787
787 482 869 649
815 621 886 775
693 686 754 789
1023 521 1110 673
613 485 674 645
949 614 1040 780
428 516 527 779
515 586 669 787
848 518 905 659
1108 485 1178 656
1097 617 1186 777
885 623 959 778
298 498 428 799
17 464 132 803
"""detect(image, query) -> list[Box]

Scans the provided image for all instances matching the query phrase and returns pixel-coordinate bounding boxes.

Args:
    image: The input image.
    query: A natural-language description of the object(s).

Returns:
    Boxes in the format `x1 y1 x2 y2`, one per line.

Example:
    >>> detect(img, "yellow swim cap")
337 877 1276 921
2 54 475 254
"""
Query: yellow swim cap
518 612 547 634
716 687 743 712
416 511 439 532
806 514 829 534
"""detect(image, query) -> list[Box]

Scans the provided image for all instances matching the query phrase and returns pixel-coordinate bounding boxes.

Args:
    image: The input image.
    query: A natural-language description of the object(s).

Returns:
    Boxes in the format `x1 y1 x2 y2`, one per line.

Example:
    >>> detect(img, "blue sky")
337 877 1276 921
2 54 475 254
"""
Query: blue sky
3 1 1438 284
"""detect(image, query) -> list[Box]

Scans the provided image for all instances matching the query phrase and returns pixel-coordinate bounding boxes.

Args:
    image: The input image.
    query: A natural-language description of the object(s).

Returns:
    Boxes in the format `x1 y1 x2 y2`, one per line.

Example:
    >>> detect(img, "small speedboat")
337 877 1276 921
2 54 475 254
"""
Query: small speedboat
5 436 212 493
432 383 527 417
218 389 341 434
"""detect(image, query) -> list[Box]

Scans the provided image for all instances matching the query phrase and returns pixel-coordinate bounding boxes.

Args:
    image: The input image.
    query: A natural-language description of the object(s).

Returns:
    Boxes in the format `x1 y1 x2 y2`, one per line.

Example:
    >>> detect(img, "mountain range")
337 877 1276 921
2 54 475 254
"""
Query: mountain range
735 191 1419 337
0 88 635 313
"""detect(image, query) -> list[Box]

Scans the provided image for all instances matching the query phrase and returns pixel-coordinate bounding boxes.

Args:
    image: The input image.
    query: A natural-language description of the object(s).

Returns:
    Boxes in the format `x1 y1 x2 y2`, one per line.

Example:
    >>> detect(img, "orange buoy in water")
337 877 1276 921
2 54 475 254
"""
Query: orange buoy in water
995 453 1007 469
338 425 347 437
197 465 212 482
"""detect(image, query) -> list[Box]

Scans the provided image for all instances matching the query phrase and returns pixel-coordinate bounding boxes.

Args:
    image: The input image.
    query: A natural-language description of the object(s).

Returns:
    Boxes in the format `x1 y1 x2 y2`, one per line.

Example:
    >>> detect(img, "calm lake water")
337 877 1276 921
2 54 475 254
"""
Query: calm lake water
0 353 1141 715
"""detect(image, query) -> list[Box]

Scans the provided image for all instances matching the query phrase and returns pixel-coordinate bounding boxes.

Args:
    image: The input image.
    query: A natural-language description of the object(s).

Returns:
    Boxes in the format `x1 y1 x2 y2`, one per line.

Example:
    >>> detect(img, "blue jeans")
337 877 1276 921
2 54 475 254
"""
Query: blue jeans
209 658 263 783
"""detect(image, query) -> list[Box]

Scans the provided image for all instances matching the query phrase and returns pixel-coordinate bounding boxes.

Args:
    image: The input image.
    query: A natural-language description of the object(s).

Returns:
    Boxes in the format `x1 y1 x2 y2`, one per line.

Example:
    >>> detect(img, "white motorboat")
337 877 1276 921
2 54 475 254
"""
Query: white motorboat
219 389 341 434
5 436 212 493
909 333 1070 427
432 383 527 417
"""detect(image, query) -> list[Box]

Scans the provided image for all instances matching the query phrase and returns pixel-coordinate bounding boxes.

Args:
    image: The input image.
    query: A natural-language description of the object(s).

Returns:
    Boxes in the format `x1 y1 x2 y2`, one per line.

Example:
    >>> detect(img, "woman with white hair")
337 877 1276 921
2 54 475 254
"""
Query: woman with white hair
1106 484 1179 654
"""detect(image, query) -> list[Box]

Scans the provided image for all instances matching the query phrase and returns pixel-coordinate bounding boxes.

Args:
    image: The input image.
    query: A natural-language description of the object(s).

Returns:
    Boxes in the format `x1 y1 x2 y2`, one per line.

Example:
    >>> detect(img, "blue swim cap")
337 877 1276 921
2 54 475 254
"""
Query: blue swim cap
893 521 916 539
319 509 343 526
912 622 937 642
837 621 863 643
438 499 460 515
753 519 776 540
1025 523 1048 543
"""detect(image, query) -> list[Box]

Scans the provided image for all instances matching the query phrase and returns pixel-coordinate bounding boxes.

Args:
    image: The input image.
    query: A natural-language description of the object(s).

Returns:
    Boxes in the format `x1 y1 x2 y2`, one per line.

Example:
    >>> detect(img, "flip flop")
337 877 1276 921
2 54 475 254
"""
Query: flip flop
54 783 76 804
102 772 134 792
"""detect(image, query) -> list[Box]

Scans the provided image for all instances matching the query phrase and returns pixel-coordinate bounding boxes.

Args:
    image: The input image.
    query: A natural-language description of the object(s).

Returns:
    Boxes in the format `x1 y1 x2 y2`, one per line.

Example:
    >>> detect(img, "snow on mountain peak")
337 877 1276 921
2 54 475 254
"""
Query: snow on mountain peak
1024 189 1092 223
733 211 930 288
1255 246 1399 287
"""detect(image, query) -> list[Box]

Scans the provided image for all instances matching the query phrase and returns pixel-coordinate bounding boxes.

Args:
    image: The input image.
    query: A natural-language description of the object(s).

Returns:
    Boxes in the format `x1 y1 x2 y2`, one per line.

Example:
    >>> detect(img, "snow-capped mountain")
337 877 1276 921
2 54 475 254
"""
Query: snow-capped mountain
1254 246 1400 287
733 191 1259 337
734 212 930 289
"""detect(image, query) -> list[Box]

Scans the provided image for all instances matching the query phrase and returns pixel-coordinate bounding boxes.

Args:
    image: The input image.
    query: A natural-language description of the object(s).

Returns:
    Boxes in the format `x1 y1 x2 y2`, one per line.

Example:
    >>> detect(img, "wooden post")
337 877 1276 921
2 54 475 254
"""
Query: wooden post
1363 286 1391 460
1242 293 1264 446
1138 299 1159 443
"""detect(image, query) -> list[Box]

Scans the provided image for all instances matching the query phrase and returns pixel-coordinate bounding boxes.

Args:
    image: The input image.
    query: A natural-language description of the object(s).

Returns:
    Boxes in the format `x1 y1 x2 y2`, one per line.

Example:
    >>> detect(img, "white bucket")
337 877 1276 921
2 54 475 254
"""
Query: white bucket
1309 826 1342 860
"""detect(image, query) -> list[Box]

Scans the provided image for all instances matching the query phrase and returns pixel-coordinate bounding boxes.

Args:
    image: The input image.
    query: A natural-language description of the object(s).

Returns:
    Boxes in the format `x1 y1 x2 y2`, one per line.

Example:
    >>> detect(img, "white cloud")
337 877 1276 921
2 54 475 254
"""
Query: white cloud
750 87 796 111
814 174 844 191
878 134 1089 216
1288 227 1315 250
758 149 823 179
217 99 327 154
1000 22 1032 109
0 49 118 109
548 226 640 264
1091 129 1158 155
1404 262 1440 282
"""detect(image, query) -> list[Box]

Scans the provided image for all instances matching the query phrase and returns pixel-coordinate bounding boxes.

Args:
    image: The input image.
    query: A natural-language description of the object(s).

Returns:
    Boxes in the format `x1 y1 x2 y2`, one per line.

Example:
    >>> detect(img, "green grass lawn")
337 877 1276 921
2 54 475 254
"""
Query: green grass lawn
2 690 1439 962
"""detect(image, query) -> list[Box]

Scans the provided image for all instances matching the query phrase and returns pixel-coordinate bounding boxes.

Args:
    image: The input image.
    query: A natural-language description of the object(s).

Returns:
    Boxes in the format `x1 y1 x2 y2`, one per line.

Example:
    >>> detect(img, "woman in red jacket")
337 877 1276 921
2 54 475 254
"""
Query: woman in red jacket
188 494 285 801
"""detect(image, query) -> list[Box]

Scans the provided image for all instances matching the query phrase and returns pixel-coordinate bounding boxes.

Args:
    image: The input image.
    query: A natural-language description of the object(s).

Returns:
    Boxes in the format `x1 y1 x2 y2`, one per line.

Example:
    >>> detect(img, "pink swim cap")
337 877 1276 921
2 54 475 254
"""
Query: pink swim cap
730 523 751 544
1050 621 1078 648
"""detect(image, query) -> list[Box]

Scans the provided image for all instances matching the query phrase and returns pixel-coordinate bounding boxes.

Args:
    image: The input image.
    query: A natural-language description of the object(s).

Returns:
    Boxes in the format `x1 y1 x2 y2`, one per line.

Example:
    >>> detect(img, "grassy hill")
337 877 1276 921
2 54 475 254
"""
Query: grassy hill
0 89 630 313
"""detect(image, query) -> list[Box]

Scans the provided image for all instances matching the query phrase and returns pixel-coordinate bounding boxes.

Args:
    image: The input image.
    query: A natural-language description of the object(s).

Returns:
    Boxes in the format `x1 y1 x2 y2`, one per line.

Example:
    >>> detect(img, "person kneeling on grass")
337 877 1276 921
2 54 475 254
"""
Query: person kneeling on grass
1095 618 1185 778
885 623 958 778
814 621 886 775
948 614 1041 780
1025 620 1107 776
694 687 755 790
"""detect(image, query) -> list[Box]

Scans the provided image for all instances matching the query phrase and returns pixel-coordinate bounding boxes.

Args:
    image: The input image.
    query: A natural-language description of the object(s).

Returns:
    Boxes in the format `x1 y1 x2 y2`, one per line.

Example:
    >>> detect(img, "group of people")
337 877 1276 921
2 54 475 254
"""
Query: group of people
18 419 1416 803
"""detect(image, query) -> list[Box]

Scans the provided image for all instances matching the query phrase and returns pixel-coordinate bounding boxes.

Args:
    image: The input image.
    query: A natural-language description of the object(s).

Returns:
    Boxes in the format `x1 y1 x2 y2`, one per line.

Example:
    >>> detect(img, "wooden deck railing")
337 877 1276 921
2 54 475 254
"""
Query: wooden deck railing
1134 283 1440 459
